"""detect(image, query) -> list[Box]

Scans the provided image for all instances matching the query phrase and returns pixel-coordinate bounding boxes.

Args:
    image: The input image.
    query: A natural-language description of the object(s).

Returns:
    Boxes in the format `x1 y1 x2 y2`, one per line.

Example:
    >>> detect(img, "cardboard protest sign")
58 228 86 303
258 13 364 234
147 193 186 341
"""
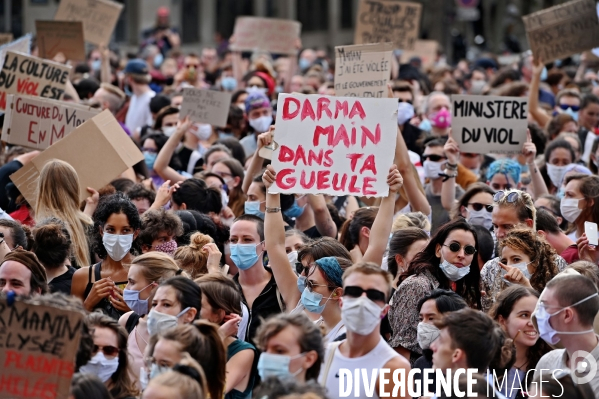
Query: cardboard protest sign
354 0 422 50
179 88 232 126
2 94 100 150
0 296 84 399
0 33 13 45
0 51 71 110
400 40 438 69
54 0 124 46
10 110 144 206
0 34 32 76
230 17 301 55
451 95 528 154
36 20 85 61
269 94 398 197
523 0 599 62
334 42 393 98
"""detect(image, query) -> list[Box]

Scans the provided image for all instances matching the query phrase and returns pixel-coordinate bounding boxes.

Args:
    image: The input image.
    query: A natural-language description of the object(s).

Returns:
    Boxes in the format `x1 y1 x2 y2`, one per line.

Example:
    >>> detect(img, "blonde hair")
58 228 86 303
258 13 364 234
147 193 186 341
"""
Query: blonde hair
173 232 213 278
392 211 431 232
146 353 207 399
35 160 92 267
131 252 187 293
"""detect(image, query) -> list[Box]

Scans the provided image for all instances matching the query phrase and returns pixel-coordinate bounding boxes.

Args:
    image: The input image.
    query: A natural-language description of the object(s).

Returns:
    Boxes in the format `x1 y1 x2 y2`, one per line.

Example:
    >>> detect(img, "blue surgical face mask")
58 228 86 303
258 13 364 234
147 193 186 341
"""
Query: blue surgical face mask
257 352 305 380
284 199 306 219
91 59 101 72
154 53 164 69
221 76 237 91
123 283 153 316
144 151 157 170
397 102 415 125
300 287 333 314
230 242 263 271
150 363 170 380
299 58 311 71
419 118 432 132
540 67 548 81
297 275 307 293
244 201 265 219
563 107 579 122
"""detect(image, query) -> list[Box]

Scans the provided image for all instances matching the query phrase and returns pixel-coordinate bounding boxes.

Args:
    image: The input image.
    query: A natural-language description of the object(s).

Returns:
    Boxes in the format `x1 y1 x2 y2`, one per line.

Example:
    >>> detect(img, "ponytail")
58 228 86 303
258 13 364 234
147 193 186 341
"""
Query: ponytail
192 321 227 399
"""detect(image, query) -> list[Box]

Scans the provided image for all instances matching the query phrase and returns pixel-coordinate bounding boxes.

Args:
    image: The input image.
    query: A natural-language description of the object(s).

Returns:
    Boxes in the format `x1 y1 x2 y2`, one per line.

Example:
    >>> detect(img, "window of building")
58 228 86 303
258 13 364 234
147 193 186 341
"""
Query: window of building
297 0 328 32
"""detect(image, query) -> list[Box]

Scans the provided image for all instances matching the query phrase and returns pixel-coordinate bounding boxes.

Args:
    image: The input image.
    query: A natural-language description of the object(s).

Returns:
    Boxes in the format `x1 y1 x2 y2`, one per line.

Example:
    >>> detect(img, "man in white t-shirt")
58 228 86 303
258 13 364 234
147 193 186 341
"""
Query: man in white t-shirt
124 59 156 135
319 262 410 399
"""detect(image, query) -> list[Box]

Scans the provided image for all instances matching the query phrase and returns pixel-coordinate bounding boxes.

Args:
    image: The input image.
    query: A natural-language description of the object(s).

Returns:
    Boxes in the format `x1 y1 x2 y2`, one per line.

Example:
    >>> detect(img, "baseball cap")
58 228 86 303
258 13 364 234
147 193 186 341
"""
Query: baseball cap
125 59 150 75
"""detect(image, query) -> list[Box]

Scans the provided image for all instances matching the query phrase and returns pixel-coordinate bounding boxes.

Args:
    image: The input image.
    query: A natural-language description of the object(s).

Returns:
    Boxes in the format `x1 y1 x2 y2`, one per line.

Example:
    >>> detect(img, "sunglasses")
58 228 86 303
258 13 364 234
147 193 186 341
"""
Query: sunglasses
559 104 580 112
343 286 386 302
422 154 446 162
93 344 119 358
468 202 493 212
397 99 413 104
443 242 477 255
295 262 315 276
493 190 520 203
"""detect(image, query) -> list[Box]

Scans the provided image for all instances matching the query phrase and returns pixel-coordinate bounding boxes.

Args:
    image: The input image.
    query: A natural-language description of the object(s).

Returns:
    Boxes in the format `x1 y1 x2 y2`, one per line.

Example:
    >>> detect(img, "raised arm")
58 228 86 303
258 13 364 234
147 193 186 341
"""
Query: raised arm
528 56 551 128
100 45 112 84
308 194 338 238
154 117 192 182
441 136 459 211
242 129 273 194
394 125 430 215
362 165 403 265
263 165 301 310
523 129 548 200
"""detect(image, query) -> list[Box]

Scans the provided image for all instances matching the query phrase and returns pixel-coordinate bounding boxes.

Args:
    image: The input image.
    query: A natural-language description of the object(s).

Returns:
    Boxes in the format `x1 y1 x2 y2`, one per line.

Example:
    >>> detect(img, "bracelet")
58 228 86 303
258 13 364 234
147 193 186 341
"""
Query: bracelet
445 162 458 170
265 207 281 213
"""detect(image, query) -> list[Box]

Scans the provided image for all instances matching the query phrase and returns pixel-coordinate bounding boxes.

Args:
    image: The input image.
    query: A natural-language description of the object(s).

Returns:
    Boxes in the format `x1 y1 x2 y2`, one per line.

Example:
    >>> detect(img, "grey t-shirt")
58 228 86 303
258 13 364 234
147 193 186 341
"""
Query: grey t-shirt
425 182 464 234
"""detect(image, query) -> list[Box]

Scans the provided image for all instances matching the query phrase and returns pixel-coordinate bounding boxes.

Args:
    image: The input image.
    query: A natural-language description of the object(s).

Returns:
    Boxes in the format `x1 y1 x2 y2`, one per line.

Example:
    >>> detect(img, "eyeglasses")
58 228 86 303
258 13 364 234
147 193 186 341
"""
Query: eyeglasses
443 242 477 255
397 99 413 105
93 344 120 358
141 148 157 153
468 202 493 212
343 286 386 302
214 171 233 179
306 279 334 292
559 104 580 112
422 154 447 162
493 190 521 203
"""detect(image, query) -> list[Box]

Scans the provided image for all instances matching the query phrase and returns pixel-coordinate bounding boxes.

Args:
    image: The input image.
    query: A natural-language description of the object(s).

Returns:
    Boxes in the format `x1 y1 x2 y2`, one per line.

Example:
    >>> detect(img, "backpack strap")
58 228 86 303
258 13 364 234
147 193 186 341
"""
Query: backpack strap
318 341 343 386
125 313 142 334
275 287 285 313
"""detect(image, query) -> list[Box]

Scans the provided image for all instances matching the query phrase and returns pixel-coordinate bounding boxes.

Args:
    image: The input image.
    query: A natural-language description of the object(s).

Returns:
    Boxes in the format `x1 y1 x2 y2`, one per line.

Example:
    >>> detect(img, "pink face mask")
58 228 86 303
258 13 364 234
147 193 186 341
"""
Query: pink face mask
430 108 452 129
155 240 178 256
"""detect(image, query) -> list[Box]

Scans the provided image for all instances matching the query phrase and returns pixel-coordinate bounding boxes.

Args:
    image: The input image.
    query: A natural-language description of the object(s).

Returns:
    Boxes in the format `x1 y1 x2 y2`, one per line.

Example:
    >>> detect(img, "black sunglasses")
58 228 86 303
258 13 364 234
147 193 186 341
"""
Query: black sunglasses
422 154 446 162
397 99 413 104
443 242 477 255
93 344 119 358
558 104 580 112
468 202 493 213
295 262 315 276
343 286 386 302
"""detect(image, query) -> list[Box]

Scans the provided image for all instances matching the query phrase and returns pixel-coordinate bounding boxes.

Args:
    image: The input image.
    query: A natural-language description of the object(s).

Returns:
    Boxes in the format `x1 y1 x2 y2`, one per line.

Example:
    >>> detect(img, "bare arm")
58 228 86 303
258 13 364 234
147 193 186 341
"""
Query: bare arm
243 130 273 194
225 349 254 393
440 136 459 211
309 194 338 238
100 45 111 84
523 129 548 199
362 166 403 265
528 56 551 128
231 50 244 89
395 125 430 215
263 165 300 310
154 118 191 182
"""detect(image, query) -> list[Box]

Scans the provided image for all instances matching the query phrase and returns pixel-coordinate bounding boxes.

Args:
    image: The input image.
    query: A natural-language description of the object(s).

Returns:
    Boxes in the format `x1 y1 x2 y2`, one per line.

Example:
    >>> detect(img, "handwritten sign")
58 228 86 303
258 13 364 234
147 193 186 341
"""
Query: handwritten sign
523 0 599 62
10 110 144 206
0 34 32 77
54 0 124 46
400 40 439 69
354 0 422 50
0 34 13 45
0 296 84 399
230 17 302 55
334 43 392 98
269 94 397 197
179 88 232 126
36 21 85 61
2 95 100 150
451 95 528 154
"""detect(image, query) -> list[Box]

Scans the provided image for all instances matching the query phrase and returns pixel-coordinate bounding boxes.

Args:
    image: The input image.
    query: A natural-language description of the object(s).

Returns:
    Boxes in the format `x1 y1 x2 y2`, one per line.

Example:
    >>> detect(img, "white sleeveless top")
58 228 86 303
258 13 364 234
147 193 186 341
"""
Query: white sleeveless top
319 337 399 399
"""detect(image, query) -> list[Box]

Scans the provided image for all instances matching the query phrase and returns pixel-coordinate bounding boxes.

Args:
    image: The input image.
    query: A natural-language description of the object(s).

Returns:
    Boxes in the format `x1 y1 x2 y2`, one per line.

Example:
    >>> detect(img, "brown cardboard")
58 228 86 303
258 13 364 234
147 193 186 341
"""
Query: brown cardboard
400 39 438 69
54 0 123 46
334 42 393 98
354 0 422 50
0 51 71 111
0 296 84 399
10 110 144 206
36 20 85 61
0 33 13 45
2 94 100 150
230 17 301 55
179 88 232 126
523 0 599 62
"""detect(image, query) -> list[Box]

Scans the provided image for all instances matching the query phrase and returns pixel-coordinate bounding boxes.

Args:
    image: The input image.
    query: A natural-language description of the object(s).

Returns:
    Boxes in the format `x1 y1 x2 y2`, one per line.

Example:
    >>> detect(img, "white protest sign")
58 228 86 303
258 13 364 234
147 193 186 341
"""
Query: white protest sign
451 95 528 154
2 94 100 149
179 88 232 127
334 42 393 98
269 93 397 197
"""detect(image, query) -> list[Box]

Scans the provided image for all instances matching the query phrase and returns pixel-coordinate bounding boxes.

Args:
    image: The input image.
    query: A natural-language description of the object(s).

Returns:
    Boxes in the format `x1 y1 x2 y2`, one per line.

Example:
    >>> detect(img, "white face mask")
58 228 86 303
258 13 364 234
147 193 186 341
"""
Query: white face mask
417 322 440 350
190 123 212 141
147 307 190 336
560 198 583 223
546 164 569 187
249 115 273 133
397 102 415 125
79 352 119 383
341 296 383 336
102 233 134 261
287 250 298 266
423 160 444 180
439 258 470 281
466 208 493 230
162 126 177 137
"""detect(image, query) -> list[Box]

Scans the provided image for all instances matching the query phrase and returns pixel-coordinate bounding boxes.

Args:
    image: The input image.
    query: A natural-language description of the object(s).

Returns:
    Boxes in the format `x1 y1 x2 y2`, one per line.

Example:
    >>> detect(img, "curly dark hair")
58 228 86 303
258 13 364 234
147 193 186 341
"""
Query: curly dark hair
497 228 560 293
32 217 71 269
138 208 184 249
91 193 142 259
126 183 156 205
489 285 551 373
402 219 482 309
171 178 222 214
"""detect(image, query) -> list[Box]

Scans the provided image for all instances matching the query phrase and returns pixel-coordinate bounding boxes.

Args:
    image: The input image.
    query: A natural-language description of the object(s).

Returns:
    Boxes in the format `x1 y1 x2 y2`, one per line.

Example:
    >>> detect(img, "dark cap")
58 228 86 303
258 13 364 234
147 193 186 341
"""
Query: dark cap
125 59 150 75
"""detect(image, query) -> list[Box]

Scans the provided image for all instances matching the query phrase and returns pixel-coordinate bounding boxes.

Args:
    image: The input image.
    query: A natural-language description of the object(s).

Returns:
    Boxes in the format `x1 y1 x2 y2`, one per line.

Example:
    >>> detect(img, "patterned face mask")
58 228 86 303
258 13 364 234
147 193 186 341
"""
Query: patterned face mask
154 240 178 256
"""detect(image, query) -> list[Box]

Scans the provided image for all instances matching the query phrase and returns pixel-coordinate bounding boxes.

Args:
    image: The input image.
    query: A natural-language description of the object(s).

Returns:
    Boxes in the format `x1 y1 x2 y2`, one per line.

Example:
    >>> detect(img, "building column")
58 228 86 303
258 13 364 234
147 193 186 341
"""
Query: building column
200 0 216 44
4 0 11 33
254 0 267 17
328 0 340 48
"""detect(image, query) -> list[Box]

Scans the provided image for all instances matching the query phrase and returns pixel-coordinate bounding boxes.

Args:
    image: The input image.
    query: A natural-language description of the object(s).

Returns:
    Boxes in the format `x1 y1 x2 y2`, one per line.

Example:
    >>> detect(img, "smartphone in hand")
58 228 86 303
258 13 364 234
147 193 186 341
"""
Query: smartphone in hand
585 221 598 247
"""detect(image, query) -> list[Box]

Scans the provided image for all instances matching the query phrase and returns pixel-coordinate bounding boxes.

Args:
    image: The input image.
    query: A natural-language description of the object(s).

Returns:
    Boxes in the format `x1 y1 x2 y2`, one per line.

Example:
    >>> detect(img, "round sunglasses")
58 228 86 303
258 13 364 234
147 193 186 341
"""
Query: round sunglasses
443 242 477 256
468 202 493 213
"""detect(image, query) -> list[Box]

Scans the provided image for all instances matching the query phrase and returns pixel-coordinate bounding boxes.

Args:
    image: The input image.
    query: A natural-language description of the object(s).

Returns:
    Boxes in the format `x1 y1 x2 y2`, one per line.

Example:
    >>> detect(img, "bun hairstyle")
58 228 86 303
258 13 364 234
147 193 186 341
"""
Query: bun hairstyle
32 217 72 269
174 232 213 279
